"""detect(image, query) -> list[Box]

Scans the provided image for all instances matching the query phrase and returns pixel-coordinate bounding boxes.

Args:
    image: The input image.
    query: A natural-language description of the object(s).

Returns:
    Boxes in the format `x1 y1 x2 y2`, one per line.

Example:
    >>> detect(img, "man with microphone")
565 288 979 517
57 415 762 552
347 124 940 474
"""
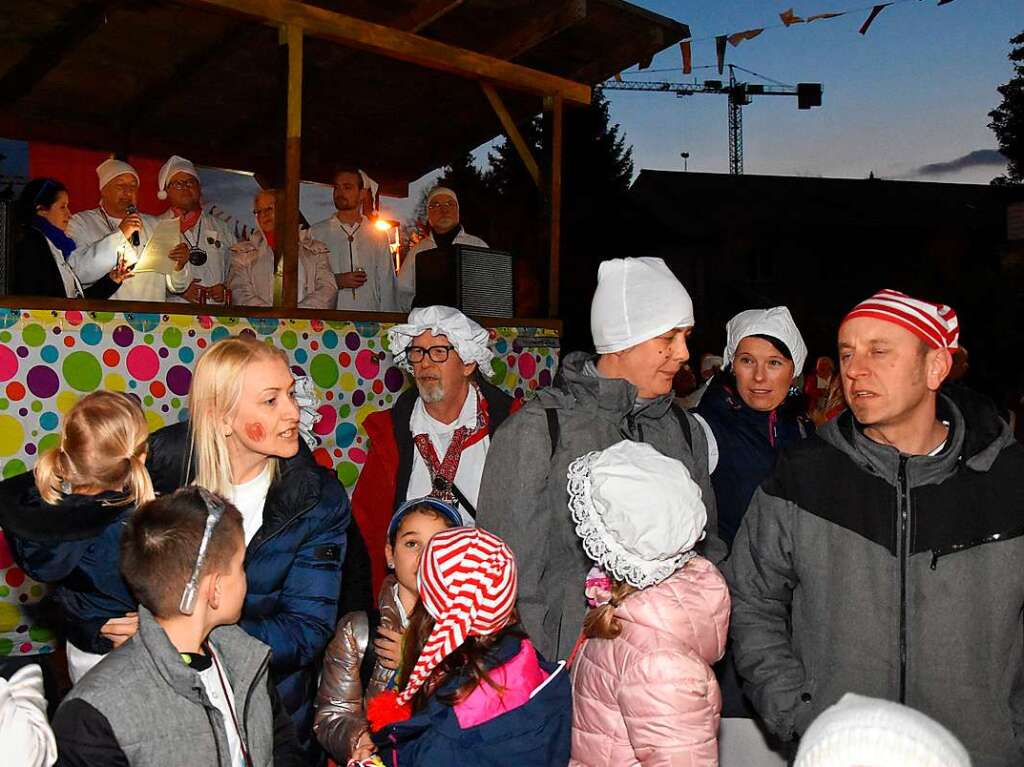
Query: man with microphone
67 159 190 301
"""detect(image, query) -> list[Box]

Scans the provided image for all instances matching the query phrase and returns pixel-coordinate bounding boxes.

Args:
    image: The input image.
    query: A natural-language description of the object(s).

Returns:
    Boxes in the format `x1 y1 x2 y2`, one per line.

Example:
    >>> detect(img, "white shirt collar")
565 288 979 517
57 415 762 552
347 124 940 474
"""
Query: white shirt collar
409 384 478 436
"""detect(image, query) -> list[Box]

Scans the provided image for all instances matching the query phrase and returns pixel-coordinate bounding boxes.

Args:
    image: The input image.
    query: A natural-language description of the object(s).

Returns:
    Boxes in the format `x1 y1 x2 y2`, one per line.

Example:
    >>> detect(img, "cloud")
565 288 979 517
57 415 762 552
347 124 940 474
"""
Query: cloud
915 149 1006 177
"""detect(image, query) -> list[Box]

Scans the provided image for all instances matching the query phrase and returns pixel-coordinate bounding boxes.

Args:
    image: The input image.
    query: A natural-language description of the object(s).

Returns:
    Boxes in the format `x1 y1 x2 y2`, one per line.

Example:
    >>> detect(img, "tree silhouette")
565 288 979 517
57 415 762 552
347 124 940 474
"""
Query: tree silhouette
990 30 1024 184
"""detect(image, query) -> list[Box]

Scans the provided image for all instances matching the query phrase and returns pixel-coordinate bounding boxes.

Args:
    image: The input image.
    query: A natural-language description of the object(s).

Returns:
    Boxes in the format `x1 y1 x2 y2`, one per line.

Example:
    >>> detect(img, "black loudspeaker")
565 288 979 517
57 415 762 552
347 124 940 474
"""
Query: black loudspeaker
413 245 515 318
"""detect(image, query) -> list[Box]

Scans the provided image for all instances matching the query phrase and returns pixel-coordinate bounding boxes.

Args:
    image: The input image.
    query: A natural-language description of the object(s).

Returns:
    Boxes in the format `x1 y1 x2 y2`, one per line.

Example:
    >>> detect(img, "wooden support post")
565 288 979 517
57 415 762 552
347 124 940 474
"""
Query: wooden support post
280 23 302 309
547 95 563 317
480 82 542 191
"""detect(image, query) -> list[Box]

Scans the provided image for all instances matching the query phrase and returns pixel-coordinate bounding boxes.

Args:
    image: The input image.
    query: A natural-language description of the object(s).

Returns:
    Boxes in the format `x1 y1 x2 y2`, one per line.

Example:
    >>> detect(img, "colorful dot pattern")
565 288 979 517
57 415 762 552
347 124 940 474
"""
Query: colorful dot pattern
0 308 560 655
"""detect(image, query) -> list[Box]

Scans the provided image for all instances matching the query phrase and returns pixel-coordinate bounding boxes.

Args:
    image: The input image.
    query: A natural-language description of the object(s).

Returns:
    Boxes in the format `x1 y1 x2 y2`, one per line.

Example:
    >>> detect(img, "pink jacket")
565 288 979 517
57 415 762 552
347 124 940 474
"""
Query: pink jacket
570 556 730 767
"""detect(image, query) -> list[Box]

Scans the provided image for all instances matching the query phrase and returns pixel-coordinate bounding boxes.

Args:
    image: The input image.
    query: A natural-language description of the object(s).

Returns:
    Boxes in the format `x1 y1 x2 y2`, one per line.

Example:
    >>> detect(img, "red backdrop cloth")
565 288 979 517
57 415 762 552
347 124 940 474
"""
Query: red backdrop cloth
28 142 169 216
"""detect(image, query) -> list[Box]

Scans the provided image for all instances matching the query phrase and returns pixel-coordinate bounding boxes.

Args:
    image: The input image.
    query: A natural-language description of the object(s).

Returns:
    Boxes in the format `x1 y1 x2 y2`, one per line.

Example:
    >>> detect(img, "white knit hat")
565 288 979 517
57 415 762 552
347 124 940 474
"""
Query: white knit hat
795 694 971 767
724 306 808 377
387 305 495 376
567 440 706 589
96 159 139 191
427 186 458 207
157 155 199 200
591 257 694 354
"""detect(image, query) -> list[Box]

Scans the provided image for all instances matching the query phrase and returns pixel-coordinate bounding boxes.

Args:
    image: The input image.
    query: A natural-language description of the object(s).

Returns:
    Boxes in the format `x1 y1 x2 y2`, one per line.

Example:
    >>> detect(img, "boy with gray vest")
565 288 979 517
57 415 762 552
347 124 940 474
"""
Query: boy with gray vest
52 487 300 766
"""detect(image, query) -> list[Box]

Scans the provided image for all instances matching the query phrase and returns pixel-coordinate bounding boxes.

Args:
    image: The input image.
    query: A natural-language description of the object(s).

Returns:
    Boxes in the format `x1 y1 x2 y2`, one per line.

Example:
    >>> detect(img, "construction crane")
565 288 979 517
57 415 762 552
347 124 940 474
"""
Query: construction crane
600 65 822 175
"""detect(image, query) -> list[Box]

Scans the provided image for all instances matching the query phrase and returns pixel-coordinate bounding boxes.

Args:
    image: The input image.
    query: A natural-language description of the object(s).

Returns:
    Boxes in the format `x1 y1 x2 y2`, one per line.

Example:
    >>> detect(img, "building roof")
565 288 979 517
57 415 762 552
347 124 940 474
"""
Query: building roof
0 0 689 195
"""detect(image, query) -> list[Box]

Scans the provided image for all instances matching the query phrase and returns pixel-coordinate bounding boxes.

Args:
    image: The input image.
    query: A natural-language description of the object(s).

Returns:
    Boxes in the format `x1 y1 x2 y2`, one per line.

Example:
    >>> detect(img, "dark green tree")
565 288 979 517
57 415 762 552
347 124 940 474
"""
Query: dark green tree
487 90 635 344
989 30 1024 184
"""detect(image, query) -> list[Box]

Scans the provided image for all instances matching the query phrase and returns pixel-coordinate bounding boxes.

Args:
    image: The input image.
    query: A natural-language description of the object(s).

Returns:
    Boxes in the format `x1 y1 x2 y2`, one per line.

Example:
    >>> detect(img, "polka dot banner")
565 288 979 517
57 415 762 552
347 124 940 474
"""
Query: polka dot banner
0 306 559 497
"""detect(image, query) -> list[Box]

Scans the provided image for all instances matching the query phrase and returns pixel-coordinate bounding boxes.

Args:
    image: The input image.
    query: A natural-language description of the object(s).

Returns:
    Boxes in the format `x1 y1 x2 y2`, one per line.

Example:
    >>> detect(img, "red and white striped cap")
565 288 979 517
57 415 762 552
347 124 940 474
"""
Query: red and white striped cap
842 289 959 351
397 527 518 707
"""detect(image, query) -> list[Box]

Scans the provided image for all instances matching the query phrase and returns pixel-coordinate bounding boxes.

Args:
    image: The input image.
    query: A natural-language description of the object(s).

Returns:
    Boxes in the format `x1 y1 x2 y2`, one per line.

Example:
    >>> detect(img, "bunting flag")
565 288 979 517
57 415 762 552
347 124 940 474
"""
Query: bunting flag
780 8 804 26
715 35 727 75
859 3 891 34
728 28 765 47
638 54 653 70
806 11 846 22
937 0 956 4
614 71 622 82
680 40 692 74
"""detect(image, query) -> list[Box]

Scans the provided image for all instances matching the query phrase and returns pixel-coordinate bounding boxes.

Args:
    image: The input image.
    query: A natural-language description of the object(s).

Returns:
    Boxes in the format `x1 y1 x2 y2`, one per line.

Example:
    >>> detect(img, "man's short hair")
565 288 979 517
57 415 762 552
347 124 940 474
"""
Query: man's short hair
332 167 363 188
121 487 244 618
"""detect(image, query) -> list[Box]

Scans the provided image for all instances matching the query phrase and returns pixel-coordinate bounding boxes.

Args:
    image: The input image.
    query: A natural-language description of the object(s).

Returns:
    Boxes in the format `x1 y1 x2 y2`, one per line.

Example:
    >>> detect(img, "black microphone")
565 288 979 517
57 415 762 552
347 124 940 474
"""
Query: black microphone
125 204 140 247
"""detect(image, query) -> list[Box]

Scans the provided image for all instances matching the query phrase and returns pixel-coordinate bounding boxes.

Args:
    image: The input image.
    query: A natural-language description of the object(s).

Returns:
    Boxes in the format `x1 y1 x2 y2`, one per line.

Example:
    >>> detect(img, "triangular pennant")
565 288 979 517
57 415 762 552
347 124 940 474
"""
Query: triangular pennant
780 8 804 26
728 28 764 47
638 54 653 70
680 40 692 74
859 3 891 34
937 0 956 5
716 35 727 75
614 72 622 82
806 11 846 22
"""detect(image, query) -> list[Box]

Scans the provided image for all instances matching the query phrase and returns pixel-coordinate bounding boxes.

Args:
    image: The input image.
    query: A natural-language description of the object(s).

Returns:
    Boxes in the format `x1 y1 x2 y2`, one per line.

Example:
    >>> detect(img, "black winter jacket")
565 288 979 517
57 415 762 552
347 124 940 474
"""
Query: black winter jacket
726 387 1024 767
0 473 136 654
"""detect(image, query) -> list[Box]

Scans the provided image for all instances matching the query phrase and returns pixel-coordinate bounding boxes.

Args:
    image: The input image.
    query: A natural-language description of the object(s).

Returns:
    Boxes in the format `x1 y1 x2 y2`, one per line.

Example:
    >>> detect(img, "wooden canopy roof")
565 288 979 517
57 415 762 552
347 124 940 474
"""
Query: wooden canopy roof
0 0 689 195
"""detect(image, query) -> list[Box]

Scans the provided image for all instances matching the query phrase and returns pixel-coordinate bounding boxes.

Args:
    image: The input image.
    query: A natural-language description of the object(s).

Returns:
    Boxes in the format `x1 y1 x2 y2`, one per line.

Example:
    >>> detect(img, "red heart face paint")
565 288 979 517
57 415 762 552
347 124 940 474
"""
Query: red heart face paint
245 422 266 442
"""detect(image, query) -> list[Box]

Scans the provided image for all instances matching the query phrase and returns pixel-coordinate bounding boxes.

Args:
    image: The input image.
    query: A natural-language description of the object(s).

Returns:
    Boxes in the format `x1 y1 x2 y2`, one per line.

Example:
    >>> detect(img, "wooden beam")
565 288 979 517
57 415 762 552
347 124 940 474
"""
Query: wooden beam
183 0 590 104
392 0 465 33
487 0 587 61
0 295 564 330
0 1 109 105
279 23 302 309
480 82 541 190
547 95 563 317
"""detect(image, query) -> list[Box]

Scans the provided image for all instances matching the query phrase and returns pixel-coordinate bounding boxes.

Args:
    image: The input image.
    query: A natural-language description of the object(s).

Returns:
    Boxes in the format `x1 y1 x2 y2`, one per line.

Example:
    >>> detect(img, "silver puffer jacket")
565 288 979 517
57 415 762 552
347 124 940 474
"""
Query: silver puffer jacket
314 575 405 762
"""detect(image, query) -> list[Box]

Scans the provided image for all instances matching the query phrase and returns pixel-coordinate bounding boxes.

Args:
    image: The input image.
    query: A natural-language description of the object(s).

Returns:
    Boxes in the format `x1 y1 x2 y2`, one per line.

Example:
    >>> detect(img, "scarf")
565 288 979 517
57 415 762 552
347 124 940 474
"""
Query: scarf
430 223 462 250
412 383 488 504
172 206 202 233
32 215 76 260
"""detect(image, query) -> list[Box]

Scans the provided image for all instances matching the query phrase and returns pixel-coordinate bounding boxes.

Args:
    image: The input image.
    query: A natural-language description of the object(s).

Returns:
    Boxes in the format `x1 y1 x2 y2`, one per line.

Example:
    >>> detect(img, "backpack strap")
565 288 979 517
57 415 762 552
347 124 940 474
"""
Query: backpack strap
670 403 693 450
358 608 382 692
546 407 560 458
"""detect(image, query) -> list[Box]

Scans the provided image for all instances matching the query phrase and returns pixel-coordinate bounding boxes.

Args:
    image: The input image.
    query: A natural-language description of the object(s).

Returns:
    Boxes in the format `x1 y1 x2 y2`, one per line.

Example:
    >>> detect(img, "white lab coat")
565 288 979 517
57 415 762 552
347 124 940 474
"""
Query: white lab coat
396 228 488 311
227 228 338 309
66 207 191 301
309 214 400 312
159 209 237 304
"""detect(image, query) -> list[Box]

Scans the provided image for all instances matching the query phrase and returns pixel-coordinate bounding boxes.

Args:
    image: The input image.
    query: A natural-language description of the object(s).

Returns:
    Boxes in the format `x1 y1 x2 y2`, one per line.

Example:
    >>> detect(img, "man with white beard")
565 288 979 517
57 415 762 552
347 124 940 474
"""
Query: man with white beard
346 305 516 603
66 159 190 301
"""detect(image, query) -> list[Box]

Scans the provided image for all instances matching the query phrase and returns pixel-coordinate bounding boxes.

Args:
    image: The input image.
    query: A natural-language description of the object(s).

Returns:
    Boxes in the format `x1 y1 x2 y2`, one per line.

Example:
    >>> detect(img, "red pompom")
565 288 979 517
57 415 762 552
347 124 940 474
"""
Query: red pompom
366 690 412 732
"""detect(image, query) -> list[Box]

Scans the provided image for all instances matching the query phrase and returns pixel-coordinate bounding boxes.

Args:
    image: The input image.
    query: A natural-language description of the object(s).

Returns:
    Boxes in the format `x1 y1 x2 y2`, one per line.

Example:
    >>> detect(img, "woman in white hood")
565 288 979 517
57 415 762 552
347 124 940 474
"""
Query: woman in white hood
227 189 338 309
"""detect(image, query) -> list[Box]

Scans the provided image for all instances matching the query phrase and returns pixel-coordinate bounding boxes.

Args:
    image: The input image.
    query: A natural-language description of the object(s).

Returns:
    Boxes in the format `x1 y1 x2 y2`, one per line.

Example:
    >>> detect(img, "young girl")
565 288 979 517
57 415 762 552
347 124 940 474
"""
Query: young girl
0 391 154 682
314 497 462 765
567 440 731 767
365 527 572 766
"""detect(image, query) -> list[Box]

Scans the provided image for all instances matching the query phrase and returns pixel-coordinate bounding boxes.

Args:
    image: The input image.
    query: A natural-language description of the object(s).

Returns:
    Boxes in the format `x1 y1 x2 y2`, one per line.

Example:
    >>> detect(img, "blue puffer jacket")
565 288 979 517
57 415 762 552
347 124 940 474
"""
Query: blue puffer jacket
147 422 350 763
372 632 572 766
695 373 813 550
0 473 136 655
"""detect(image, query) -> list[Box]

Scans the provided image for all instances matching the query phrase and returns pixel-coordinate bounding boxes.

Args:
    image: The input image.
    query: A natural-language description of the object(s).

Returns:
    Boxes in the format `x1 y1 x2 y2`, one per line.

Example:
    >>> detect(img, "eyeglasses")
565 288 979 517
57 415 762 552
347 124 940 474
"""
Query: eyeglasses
168 178 199 191
253 206 275 217
404 344 455 364
427 201 457 211
179 488 226 615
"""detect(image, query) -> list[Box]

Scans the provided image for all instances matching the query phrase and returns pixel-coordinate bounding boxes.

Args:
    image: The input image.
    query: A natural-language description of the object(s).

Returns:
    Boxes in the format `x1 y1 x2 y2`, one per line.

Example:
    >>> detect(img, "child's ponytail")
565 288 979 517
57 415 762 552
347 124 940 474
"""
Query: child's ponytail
125 447 155 507
34 447 71 505
583 580 638 640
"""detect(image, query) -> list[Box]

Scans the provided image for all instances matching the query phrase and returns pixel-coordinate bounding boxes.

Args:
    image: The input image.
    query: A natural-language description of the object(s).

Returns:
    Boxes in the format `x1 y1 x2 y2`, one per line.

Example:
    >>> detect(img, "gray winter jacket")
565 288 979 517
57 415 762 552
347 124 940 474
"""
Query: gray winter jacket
726 387 1024 767
477 351 726 662
53 607 299 767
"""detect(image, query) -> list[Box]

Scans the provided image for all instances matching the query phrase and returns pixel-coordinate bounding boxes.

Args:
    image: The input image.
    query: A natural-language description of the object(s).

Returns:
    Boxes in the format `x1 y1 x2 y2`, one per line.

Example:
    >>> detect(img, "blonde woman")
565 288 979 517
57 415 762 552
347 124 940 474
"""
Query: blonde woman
0 391 154 682
145 334 350 762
